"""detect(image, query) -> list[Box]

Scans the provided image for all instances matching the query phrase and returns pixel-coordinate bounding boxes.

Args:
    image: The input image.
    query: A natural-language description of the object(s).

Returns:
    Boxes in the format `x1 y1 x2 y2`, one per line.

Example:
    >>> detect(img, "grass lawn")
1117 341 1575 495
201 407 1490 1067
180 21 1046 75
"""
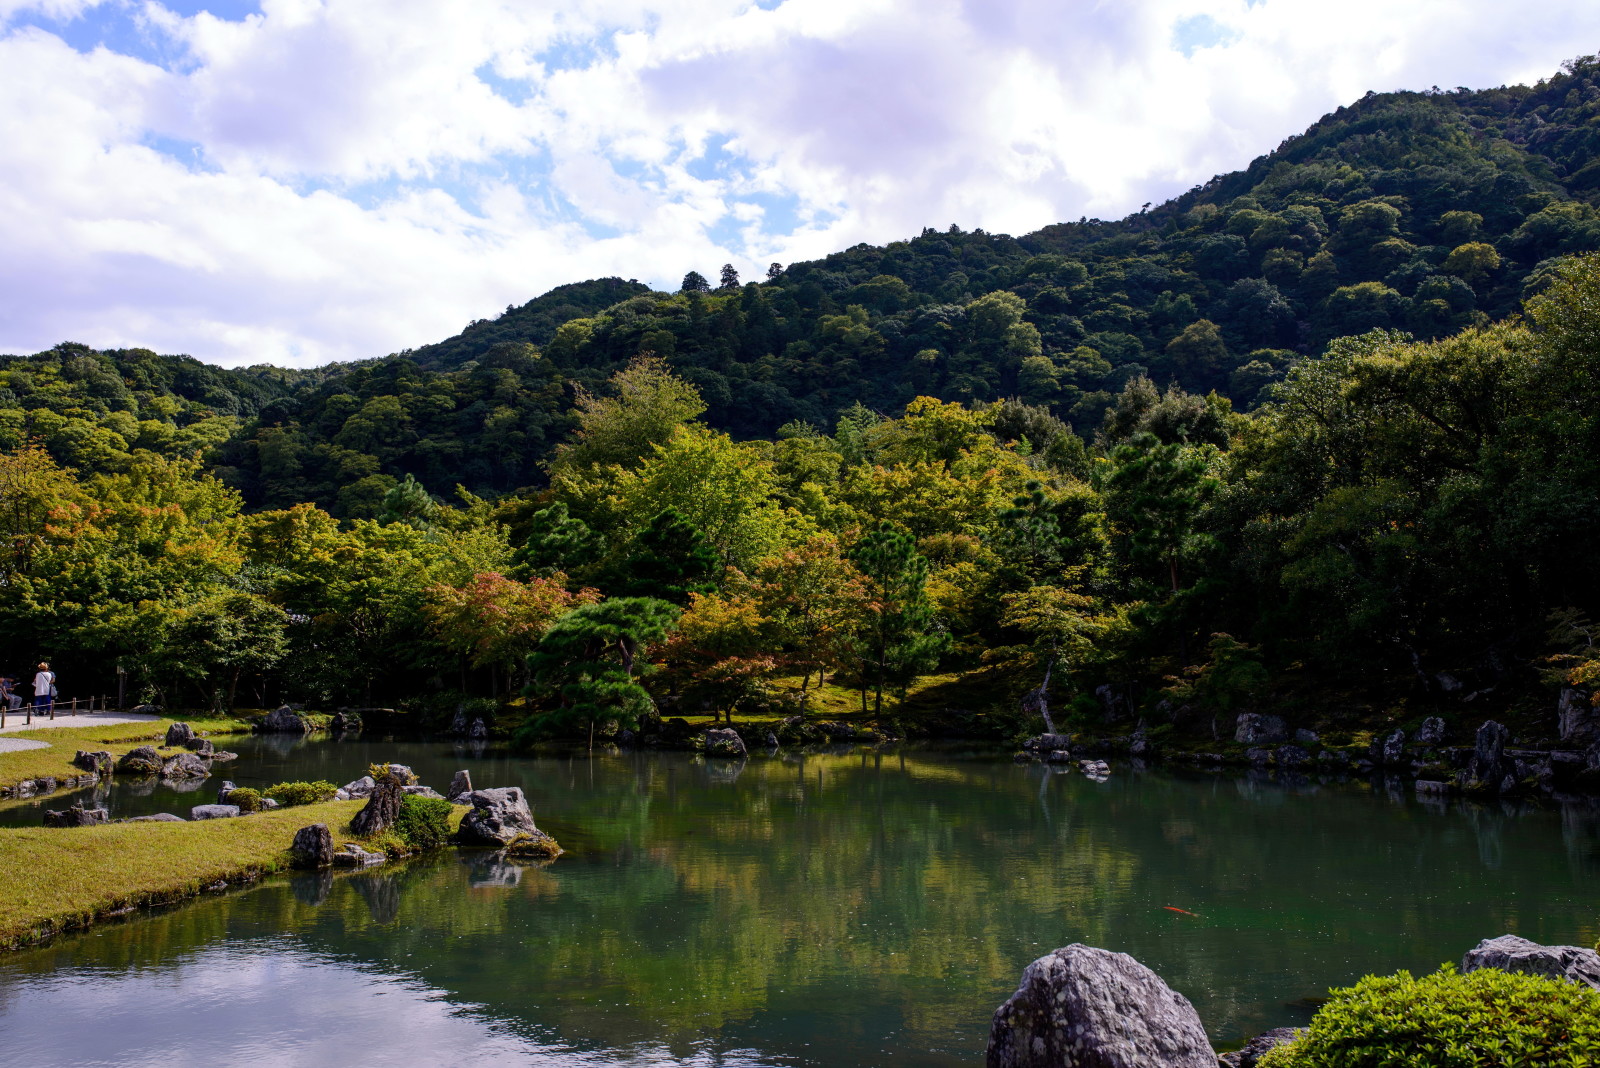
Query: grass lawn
0 798 367 949
0 716 250 793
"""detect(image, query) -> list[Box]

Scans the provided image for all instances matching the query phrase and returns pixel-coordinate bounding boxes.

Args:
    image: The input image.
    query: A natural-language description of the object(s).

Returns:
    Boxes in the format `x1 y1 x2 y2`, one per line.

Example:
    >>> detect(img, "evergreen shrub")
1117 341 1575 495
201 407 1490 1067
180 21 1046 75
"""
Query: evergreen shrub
1258 964 1600 1067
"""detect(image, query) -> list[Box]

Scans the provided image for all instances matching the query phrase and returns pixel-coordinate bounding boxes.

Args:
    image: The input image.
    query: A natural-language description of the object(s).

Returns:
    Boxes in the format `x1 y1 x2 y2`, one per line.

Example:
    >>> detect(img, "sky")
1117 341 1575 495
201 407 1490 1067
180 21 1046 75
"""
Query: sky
0 0 1597 368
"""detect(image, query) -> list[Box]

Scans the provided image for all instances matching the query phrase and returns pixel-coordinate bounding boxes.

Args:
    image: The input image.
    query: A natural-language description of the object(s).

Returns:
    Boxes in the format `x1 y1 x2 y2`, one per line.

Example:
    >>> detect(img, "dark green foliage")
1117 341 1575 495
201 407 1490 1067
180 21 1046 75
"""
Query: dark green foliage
263 780 339 806
848 524 949 712
616 510 719 604
513 501 604 577
406 278 651 370
392 794 454 851
1257 965 1600 1067
521 597 681 744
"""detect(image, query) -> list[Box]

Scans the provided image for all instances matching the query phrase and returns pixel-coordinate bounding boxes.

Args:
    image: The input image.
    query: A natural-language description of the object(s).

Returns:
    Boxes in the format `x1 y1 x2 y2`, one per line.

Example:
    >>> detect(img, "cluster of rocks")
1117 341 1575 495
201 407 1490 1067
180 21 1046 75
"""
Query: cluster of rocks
1014 733 1117 779
612 715 893 755
985 934 1600 1066
285 766 561 871
256 705 365 734
0 771 97 801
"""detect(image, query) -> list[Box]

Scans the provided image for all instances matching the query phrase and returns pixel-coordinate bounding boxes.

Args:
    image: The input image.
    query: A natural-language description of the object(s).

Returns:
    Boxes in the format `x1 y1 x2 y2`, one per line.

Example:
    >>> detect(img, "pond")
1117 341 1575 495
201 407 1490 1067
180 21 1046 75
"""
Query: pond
1 737 1597 1066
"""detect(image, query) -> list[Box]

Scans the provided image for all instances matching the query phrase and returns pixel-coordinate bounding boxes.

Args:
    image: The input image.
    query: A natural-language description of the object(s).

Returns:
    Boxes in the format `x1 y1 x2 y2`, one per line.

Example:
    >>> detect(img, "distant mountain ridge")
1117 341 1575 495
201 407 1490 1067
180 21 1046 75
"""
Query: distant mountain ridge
6 55 1600 514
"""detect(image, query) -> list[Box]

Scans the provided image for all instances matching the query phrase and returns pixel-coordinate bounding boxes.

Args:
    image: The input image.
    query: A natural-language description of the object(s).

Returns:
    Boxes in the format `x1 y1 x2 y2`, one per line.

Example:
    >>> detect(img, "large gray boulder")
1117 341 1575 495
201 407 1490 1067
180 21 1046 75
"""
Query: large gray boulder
1234 714 1287 745
260 706 308 733
1461 720 1513 791
1370 729 1406 766
72 750 112 775
1023 733 1074 753
160 752 211 780
457 787 541 846
446 770 472 802
164 722 197 748
117 746 163 776
986 944 1216 1067
349 778 402 837
340 775 376 799
1559 689 1600 747
290 824 334 869
1414 716 1448 746
1461 934 1600 989
190 804 241 820
43 803 109 828
703 728 747 759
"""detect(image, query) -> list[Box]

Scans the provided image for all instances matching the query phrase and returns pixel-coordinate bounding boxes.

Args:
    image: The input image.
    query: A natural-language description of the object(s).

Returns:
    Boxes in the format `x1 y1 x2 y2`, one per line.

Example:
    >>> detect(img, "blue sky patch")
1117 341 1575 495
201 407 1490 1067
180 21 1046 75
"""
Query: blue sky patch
1172 14 1240 57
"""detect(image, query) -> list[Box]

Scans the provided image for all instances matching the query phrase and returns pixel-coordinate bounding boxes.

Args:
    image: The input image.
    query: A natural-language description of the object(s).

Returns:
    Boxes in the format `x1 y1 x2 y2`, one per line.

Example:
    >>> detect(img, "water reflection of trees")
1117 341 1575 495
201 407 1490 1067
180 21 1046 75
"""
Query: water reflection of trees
4 752 1599 1058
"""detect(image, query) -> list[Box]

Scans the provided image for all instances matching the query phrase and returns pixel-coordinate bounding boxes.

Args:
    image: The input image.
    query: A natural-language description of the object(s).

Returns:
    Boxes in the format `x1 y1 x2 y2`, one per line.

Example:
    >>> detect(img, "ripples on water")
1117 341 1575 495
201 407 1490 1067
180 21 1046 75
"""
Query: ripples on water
1 738 1596 1066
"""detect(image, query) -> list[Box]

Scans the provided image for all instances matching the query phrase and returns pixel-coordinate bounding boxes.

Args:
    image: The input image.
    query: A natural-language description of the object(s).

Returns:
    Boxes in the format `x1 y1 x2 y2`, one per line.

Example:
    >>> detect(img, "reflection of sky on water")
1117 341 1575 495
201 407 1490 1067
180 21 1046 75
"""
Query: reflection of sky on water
0 944 778 1067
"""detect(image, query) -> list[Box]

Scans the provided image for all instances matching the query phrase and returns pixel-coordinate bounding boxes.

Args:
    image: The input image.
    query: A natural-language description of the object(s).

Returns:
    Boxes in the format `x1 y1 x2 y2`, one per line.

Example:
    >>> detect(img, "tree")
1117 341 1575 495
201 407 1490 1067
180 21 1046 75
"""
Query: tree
618 509 720 604
379 473 437 529
766 263 784 281
549 355 706 476
523 597 681 748
1101 432 1216 594
847 523 949 713
513 501 605 577
719 264 740 289
750 535 868 705
662 587 776 722
681 271 711 293
426 572 597 695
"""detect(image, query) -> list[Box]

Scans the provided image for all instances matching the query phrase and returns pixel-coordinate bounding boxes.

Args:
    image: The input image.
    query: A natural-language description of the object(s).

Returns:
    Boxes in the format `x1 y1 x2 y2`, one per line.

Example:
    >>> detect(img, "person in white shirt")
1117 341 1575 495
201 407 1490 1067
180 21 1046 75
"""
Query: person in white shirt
32 663 55 712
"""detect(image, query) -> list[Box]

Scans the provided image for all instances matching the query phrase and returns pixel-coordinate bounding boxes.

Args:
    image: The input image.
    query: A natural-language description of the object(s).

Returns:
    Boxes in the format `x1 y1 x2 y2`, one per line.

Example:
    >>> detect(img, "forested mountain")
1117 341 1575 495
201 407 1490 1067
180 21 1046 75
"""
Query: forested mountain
4 58 1600 736
8 56 1600 517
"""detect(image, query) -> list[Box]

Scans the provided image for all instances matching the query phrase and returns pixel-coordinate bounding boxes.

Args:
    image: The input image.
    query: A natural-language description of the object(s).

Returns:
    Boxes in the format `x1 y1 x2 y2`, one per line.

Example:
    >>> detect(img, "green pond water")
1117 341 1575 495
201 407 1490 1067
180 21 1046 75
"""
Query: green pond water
1 737 1597 1066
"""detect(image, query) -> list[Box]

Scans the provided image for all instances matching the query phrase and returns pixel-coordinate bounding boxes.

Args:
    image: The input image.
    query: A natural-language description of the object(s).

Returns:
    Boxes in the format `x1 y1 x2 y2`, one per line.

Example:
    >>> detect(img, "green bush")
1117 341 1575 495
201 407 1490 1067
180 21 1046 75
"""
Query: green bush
1258 964 1600 1068
226 787 263 813
263 780 339 806
392 795 452 851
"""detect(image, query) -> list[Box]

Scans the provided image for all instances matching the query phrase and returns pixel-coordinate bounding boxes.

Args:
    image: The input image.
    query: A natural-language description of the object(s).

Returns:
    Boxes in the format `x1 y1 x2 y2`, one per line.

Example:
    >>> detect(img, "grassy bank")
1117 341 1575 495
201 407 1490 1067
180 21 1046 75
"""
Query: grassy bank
0 798 366 950
0 716 249 794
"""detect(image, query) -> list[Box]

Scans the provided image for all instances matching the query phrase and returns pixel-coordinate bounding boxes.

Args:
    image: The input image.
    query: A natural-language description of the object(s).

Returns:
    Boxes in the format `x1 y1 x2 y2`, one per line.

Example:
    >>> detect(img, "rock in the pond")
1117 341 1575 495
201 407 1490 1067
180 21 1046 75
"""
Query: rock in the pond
290 823 334 869
117 746 163 776
501 829 563 859
703 728 747 759
764 731 780 749
1461 719 1513 791
164 722 197 748
188 738 215 756
1461 934 1600 989
71 750 113 775
333 843 386 868
1370 729 1406 766
1414 716 1448 746
349 778 402 837
1559 689 1600 748
1024 733 1075 753
341 775 376 799
1234 713 1287 745
190 804 241 820
1294 728 1320 745
402 785 445 800
43 803 109 828
1245 747 1273 767
468 717 489 739
260 705 309 733
383 764 417 784
1218 1027 1304 1067
126 813 185 822
209 751 238 763
1276 744 1310 768
457 787 542 846
216 781 237 804
446 770 472 802
986 943 1215 1067
160 752 211 780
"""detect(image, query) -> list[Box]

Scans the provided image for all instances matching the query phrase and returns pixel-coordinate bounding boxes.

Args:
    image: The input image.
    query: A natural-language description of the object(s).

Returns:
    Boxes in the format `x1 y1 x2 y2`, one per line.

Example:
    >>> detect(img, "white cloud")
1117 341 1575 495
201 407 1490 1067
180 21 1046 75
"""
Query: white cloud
0 0 1597 365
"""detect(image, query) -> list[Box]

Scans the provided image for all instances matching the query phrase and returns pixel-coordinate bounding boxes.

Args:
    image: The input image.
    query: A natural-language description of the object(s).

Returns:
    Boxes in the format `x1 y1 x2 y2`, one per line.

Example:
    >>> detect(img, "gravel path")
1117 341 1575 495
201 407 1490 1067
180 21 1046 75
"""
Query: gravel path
0 712 160 736
0 738 50 753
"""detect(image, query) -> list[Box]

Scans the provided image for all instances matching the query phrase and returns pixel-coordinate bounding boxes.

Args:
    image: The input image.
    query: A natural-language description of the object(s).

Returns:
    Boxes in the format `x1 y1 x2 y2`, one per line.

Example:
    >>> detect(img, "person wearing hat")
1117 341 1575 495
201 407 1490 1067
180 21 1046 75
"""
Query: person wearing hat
32 663 55 713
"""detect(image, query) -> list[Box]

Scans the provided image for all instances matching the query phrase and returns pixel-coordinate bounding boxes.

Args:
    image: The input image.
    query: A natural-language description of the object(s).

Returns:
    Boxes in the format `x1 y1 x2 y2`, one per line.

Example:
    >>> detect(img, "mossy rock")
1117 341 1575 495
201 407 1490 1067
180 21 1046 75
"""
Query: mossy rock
501 831 563 859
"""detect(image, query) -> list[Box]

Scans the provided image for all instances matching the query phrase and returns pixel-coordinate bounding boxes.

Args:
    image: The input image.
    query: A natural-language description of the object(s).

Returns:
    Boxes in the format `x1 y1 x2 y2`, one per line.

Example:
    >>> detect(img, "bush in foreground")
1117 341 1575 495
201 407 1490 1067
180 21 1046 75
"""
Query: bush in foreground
1258 964 1600 1067
264 780 339 806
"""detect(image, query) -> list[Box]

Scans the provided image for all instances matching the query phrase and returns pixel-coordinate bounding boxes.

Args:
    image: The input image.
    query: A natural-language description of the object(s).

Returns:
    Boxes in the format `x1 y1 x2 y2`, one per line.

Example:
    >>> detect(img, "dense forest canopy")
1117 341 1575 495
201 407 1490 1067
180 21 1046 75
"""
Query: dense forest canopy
3 57 1600 740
